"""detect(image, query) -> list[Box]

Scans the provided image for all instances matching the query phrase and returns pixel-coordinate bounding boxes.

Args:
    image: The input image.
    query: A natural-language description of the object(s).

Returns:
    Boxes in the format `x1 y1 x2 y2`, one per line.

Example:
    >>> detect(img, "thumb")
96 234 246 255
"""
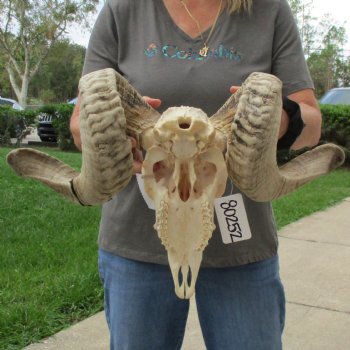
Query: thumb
229 86 240 94
143 96 162 109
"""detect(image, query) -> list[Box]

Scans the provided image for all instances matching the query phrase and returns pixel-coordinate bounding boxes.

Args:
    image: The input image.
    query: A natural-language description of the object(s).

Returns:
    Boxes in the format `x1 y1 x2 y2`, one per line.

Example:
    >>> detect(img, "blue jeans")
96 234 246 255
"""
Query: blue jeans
98 250 285 350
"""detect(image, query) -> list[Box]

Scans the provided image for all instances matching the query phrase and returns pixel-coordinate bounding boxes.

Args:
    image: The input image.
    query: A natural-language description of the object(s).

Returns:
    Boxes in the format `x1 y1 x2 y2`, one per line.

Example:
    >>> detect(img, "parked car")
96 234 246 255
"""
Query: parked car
37 113 58 142
319 87 350 105
0 96 24 110
68 97 77 105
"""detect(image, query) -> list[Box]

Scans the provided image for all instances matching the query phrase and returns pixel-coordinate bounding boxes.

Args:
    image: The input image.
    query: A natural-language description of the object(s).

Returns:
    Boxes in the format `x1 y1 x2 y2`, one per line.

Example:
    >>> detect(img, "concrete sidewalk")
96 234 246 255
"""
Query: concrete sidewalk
25 198 350 350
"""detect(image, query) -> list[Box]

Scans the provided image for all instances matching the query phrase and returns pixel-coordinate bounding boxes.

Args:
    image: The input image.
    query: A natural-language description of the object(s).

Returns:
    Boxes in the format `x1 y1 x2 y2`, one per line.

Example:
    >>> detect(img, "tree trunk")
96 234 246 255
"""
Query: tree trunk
6 66 30 107
20 74 30 107
6 66 21 102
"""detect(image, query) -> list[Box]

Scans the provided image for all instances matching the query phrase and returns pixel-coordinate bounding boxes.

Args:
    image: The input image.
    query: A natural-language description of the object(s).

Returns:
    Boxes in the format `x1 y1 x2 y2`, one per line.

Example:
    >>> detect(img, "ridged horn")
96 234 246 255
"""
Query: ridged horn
7 68 159 205
225 72 345 201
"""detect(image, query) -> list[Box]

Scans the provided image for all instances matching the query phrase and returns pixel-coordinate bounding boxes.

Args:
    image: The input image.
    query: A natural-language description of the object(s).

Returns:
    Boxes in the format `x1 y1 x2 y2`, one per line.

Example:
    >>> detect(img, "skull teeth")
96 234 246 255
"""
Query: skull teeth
154 198 170 249
197 200 215 251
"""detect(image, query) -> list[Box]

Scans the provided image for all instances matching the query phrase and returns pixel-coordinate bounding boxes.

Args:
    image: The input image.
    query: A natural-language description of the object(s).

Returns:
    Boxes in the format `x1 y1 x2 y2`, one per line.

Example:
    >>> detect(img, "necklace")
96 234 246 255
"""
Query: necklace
180 0 223 57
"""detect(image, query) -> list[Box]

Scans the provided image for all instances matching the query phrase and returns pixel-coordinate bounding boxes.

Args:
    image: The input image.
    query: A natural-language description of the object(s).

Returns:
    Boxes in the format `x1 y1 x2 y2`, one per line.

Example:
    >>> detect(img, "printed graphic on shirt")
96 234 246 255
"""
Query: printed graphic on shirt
144 42 242 62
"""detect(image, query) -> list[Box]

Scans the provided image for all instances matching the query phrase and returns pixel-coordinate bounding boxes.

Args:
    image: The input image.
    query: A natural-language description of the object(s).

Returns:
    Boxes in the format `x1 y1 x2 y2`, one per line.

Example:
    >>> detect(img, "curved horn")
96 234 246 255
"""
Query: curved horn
7 68 160 205
7 148 80 203
225 72 345 201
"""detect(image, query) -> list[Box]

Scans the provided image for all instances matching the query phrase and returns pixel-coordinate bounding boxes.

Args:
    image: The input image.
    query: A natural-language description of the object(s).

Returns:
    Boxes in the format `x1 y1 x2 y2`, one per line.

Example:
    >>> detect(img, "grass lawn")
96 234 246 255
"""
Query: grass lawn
0 147 102 350
273 166 350 228
0 146 349 350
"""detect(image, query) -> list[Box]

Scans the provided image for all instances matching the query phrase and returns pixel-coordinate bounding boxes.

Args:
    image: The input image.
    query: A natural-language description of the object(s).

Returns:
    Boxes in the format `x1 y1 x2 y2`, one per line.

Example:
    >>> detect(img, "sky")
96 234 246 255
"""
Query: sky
67 0 350 51
312 0 350 52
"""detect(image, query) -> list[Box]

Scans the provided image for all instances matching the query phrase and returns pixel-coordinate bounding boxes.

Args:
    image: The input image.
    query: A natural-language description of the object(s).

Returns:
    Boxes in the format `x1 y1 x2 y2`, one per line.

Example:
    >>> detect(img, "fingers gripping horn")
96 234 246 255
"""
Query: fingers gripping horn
225 72 345 201
7 68 159 205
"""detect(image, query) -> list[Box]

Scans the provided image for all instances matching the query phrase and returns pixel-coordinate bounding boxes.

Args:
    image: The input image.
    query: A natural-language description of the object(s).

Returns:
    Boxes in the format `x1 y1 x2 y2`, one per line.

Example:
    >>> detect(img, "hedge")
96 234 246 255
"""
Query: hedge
0 106 37 146
1 103 349 163
320 104 350 164
320 104 350 147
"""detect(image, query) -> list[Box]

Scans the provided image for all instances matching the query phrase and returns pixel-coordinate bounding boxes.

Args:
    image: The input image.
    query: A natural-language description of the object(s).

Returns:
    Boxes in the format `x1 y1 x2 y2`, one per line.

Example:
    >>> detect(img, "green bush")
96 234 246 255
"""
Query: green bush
320 104 350 164
320 104 350 146
0 106 37 145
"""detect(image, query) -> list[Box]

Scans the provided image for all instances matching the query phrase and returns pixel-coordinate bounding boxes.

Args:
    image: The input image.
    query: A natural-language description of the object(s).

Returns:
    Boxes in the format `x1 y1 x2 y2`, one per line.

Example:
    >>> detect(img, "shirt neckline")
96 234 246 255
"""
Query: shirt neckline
157 0 226 44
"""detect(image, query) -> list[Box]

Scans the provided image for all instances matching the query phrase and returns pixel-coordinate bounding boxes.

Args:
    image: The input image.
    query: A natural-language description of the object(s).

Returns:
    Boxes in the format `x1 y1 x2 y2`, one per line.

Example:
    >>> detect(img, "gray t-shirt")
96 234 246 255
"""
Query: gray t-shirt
83 0 314 267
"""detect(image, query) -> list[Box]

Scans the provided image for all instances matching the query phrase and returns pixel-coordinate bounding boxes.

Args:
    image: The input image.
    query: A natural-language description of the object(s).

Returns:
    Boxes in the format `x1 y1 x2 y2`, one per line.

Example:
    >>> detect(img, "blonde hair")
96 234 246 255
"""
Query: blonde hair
225 0 252 14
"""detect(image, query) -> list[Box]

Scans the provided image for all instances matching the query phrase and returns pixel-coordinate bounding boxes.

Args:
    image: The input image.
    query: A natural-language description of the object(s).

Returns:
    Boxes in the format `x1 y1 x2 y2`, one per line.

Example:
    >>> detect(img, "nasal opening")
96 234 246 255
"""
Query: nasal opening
178 163 191 202
179 122 190 129
178 117 192 129
178 265 193 299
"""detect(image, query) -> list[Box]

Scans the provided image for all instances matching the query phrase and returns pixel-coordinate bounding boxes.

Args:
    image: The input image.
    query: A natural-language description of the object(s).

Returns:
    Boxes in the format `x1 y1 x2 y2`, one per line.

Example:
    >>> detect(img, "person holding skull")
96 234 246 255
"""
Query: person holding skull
69 0 323 349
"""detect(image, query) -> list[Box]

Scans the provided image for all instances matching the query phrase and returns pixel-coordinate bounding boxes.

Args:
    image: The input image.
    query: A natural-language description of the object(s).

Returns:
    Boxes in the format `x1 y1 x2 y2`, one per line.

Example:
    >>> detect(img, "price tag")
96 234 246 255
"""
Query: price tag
136 174 155 210
214 193 252 244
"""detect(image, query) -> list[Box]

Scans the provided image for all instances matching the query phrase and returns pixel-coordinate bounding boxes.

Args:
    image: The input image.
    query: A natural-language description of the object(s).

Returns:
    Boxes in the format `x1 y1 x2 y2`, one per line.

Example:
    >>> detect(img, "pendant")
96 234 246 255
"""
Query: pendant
199 45 209 57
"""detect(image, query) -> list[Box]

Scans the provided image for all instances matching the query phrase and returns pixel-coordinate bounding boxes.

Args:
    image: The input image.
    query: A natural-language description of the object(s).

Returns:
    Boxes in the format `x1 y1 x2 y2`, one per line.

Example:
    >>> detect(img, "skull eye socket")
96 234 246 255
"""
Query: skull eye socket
153 160 175 185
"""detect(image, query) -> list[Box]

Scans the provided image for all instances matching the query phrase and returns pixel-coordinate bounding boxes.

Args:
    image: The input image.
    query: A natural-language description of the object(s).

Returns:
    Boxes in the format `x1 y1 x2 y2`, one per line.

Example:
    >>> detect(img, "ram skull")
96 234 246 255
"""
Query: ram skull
7 68 345 299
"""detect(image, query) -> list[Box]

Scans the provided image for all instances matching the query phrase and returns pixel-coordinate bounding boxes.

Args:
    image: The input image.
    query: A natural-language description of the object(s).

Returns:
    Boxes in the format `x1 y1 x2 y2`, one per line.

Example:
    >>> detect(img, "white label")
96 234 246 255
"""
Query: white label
136 174 155 210
214 194 252 244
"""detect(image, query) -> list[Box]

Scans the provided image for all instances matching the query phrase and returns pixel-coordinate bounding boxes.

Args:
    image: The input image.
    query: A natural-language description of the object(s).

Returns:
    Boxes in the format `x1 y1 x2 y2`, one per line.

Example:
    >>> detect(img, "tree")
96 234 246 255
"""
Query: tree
30 40 85 103
0 48 12 97
307 15 347 96
341 58 350 87
287 1 349 95
0 0 98 106
288 0 317 56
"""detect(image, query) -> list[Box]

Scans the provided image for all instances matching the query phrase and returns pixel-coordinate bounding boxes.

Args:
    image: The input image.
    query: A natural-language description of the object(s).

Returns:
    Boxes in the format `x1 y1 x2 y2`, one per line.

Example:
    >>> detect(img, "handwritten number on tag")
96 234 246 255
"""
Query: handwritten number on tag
220 200 243 242
215 193 252 244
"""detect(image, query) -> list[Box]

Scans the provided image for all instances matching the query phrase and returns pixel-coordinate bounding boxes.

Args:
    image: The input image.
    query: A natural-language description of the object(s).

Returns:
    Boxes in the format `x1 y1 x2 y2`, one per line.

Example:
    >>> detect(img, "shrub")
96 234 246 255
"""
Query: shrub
52 104 77 151
0 106 37 146
320 104 350 146
320 104 350 164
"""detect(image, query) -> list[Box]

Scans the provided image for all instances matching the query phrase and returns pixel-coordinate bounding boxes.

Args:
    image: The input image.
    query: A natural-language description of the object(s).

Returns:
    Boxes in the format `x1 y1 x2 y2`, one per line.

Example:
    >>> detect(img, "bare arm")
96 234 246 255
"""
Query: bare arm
287 89 322 150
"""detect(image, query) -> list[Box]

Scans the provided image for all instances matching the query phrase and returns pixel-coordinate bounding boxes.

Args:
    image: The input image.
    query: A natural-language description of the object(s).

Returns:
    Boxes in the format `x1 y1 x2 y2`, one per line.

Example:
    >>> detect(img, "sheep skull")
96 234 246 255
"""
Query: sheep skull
142 106 227 298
